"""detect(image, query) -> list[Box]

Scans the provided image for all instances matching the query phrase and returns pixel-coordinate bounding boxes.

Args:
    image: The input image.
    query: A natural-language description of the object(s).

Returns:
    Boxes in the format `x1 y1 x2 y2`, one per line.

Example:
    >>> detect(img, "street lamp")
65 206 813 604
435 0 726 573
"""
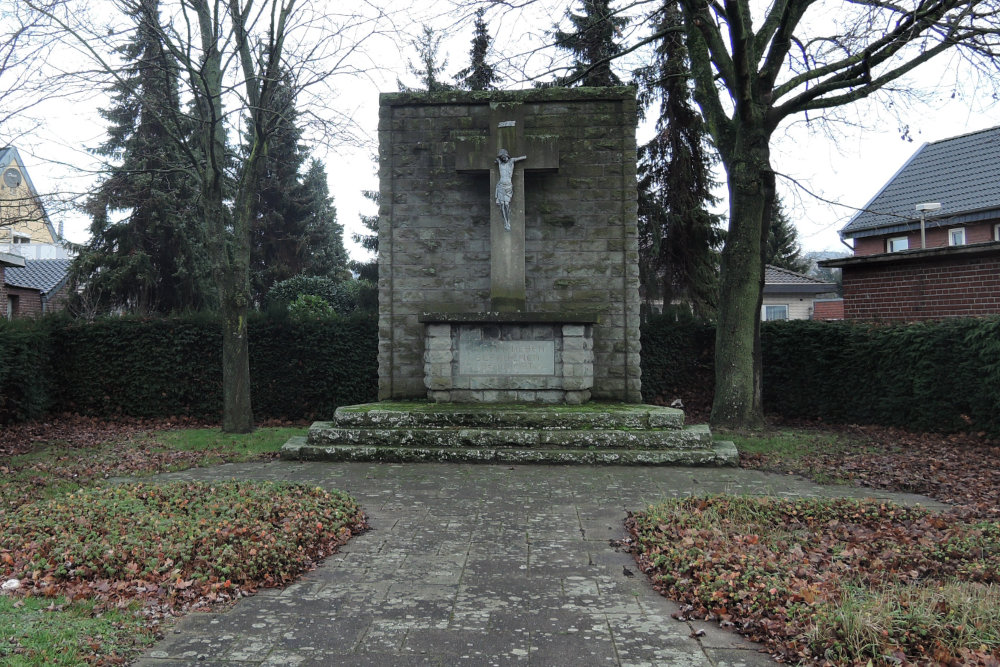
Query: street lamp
916 202 941 249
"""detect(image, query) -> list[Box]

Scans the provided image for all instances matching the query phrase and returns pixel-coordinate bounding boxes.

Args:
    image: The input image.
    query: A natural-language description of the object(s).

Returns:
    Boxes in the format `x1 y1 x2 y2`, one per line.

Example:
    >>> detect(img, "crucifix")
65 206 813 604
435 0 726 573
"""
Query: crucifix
456 103 559 312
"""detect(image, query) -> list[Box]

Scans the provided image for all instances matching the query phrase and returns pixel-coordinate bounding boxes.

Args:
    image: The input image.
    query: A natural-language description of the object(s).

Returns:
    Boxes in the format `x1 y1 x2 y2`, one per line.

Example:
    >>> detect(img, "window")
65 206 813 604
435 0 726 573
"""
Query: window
12 233 30 244
994 224 1000 242
762 305 788 321
949 227 966 246
887 236 908 252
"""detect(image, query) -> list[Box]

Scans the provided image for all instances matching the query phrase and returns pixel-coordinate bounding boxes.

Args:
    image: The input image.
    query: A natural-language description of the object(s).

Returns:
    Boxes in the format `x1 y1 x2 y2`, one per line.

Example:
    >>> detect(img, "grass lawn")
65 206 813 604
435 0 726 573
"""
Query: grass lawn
0 420 366 665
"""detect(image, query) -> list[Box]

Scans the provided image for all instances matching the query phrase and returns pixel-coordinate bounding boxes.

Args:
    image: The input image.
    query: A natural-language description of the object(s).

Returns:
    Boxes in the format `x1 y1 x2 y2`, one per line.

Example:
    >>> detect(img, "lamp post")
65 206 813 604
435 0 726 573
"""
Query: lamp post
915 202 941 249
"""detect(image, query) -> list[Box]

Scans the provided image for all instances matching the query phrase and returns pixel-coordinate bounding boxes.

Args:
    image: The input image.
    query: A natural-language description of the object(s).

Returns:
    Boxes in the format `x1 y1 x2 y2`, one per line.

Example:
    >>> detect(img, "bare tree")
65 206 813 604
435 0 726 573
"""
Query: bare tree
15 0 389 432
668 0 1000 428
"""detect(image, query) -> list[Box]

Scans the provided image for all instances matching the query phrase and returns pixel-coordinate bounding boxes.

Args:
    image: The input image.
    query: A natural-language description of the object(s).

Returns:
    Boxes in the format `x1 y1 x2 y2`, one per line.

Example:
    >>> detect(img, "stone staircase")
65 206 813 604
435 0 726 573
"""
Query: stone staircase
281 402 738 466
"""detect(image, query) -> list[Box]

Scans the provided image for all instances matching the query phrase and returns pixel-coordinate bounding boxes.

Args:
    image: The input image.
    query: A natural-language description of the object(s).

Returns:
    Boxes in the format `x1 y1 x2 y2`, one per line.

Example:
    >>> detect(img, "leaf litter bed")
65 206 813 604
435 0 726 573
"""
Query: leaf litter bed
741 424 1000 520
0 417 365 664
628 421 1000 666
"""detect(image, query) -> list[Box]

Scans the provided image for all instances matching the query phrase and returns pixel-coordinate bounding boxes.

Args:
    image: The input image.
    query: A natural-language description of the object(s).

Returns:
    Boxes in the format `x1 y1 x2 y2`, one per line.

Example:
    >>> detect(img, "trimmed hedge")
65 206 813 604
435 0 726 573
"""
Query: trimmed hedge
4 312 999 434
761 318 1000 434
0 319 55 422
1 313 377 423
639 317 1000 435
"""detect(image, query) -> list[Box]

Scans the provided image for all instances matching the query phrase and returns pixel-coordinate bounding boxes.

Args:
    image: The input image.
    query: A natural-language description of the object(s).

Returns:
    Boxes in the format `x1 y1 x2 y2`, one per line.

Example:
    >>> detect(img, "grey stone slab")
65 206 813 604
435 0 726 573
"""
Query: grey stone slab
136 461 950 666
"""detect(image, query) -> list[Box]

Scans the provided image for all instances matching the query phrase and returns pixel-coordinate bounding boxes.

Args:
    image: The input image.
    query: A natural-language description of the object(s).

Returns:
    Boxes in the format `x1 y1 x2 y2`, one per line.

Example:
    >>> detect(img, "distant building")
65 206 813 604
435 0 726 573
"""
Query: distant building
4 258 73 318
0 146 72 260
762 265 839 321
823 126 1000 321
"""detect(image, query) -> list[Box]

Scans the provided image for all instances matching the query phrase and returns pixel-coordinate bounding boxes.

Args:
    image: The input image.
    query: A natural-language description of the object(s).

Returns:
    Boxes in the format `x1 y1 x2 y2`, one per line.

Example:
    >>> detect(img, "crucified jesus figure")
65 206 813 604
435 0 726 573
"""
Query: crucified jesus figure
495 148 526 231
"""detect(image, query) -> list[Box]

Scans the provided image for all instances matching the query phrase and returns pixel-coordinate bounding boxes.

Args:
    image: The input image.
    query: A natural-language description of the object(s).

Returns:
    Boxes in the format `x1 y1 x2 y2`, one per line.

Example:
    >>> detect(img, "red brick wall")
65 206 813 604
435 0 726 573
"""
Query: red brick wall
44 282 70 314
853 221 998 256
842 254 1000 321
812 299 844 320
5 286 42 318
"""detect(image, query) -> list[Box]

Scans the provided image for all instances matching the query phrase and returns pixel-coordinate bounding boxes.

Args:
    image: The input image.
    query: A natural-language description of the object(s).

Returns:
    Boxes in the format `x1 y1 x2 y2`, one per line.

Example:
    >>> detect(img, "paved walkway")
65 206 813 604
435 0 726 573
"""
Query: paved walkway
136 462 946 666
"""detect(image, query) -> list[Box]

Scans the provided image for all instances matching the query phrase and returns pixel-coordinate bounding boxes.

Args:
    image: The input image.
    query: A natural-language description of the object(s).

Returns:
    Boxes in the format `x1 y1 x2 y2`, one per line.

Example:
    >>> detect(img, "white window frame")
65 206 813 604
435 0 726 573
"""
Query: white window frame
994 223 1000 242
949 227 966 246
887 236 908 252
762 304 789 321
11 232 30 244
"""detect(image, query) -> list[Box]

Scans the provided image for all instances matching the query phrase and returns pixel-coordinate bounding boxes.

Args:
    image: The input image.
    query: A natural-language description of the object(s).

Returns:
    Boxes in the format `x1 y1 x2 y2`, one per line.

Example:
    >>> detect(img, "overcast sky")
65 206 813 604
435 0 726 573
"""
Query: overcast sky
3 1 997 260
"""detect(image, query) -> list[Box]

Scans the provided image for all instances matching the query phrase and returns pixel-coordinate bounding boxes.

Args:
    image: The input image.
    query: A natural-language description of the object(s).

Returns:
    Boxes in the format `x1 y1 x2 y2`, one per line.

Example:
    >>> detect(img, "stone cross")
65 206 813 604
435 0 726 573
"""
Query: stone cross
456 103 558 312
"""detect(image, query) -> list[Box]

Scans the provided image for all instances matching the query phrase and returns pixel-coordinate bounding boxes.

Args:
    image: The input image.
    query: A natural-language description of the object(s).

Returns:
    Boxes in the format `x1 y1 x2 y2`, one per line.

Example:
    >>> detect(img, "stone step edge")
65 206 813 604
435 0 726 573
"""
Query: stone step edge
281 436 739 467
332 403 686 430
306 424 713 450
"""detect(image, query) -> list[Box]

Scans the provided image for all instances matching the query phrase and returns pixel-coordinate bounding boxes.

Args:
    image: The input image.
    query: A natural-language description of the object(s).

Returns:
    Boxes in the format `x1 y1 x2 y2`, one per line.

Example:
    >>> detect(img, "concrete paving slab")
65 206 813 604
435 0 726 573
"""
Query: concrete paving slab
135 461 948 666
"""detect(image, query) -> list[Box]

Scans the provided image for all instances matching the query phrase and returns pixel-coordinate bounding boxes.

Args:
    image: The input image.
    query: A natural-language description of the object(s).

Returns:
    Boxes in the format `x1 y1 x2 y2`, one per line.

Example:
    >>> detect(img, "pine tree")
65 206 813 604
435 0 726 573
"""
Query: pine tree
551 0 627 86
400 25 455 92
300 158 349 281
634 1 722 319
765 197 810 274
71 0 213 314
352 189 379 283
246 72 348 304
454 8 501 91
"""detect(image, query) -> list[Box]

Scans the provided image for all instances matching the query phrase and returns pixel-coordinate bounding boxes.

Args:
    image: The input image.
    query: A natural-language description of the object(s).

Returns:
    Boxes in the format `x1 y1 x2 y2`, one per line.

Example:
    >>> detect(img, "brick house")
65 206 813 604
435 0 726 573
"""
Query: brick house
4 258 72 318
761 265 839 321
1 251 26 318
821 125 1000 321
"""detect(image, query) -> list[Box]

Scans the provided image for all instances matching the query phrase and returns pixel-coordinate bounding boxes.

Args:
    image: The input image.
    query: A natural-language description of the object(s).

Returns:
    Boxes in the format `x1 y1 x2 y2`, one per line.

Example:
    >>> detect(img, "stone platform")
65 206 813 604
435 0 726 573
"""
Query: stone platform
280 402 738 466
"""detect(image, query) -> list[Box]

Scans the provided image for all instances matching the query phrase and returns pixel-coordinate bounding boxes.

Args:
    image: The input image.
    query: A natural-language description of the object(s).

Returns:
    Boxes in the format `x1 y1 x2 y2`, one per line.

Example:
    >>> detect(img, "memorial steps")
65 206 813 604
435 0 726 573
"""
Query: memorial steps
280 403 738 466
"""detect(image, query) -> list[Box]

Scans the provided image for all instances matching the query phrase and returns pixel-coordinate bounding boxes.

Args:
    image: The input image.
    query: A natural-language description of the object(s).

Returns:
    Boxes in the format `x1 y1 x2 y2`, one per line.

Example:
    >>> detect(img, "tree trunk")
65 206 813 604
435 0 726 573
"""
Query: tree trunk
710 135 774 430
221 296 254 433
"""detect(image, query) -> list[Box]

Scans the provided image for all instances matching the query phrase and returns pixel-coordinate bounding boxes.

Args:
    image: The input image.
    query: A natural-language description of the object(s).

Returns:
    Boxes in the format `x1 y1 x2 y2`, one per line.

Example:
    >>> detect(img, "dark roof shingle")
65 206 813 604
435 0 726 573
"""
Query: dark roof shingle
841 125 1000 237
5 258 72 295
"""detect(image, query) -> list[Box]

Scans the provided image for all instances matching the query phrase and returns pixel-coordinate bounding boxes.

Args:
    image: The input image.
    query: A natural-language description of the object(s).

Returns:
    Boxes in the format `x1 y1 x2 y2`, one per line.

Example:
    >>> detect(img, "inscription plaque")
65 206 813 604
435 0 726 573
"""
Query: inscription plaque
459 340 555 376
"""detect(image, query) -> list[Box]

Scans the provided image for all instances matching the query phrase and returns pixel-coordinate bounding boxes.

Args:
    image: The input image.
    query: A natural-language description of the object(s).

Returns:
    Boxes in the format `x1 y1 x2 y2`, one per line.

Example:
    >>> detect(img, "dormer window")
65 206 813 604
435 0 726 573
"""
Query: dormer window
887 236 908 252
949 228 966 246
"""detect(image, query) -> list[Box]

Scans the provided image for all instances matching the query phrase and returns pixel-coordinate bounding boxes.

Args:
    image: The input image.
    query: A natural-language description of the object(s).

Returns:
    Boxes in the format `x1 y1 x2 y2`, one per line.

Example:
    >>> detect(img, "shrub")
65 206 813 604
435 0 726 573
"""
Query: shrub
267 275 375 315
288 294 335 320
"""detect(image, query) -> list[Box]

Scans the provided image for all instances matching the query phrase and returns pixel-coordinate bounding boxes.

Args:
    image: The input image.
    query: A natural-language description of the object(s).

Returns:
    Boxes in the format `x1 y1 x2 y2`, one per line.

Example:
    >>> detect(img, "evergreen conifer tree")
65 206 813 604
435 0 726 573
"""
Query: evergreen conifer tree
552 0 627 86
765 197 810 274
352 189 379 283
455 8 501 91
300 158 349 281
634 1 721 319
246 72 348 304
400 25 455 92
71 0 213 314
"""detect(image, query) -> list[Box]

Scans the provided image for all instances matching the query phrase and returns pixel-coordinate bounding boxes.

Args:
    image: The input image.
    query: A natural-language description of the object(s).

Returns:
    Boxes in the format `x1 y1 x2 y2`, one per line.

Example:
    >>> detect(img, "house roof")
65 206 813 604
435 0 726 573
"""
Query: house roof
841 125 1000 239
763 264 838 294
4 258 72 295
0 145 60 241
0 251 25 268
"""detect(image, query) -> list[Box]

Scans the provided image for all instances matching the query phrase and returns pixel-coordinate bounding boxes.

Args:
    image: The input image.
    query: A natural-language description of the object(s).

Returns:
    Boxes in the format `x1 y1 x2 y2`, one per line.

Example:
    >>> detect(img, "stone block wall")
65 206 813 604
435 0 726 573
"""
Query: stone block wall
422 320 594 404
378 88 641 402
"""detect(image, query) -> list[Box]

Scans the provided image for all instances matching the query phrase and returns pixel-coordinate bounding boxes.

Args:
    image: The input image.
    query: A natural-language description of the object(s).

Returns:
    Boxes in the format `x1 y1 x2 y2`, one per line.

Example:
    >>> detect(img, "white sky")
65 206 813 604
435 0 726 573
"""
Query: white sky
4 1 998 260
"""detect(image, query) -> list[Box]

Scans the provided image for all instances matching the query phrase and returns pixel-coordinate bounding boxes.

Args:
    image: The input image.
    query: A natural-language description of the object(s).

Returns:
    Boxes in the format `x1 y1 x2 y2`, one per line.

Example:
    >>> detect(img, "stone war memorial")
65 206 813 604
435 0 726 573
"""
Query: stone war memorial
282 87 736 465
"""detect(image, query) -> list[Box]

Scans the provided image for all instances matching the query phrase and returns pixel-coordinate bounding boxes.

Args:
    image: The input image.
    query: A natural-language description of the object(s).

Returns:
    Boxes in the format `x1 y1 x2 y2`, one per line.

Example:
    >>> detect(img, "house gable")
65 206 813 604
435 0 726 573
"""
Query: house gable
0 146 59 245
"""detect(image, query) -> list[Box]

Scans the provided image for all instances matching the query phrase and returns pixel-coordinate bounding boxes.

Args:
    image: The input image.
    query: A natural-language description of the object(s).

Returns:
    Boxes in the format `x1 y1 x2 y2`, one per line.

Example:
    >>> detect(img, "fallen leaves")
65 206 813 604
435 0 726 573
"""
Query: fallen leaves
0 418 361 664
740 424 1000 519
628 495 1000 666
